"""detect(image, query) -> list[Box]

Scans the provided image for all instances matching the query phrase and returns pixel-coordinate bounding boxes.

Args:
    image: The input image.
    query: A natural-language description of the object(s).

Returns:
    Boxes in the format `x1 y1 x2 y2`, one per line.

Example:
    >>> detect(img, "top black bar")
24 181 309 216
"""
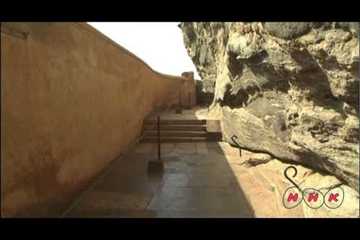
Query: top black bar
1 1 359 22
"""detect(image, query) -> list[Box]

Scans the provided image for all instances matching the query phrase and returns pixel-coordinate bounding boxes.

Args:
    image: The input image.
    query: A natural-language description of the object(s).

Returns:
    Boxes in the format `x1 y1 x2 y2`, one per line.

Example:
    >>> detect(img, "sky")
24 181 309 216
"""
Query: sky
88 22 200 79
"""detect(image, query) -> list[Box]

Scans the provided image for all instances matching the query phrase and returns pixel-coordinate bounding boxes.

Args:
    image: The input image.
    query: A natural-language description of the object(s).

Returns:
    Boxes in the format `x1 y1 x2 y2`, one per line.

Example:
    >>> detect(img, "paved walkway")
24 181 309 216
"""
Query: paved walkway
64 141 255 217
62 107 308 218
64 107 356 218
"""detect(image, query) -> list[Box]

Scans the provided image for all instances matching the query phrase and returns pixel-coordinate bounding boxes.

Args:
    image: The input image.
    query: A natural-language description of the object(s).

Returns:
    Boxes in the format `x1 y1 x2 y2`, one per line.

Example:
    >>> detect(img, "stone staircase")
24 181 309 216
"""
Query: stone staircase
140 119 222 143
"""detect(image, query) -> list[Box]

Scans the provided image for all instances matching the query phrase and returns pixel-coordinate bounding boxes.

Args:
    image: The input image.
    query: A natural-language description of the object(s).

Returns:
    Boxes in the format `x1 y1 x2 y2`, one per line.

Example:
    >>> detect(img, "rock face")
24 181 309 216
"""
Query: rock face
195 80 214 105
180 22 359 191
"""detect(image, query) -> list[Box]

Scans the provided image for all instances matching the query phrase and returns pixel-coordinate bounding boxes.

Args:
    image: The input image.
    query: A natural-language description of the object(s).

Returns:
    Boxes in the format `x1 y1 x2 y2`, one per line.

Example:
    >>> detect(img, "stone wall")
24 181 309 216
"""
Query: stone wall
1 22 186 216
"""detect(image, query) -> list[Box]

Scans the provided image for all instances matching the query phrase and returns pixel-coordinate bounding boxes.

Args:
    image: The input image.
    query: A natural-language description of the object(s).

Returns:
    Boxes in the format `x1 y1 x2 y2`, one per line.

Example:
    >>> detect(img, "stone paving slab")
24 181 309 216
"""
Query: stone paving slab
161 172 235 189
64 140 257 217
68 191 151 212
64 135 357 218
150 209 254 218
147 186 253 216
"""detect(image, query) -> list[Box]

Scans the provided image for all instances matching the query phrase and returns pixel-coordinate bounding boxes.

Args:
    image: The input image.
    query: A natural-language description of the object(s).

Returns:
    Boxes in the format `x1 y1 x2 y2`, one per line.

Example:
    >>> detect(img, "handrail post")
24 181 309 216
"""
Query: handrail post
176 89 182 114
231 135 242 157
188 93 191 108
157 115 161 161
147 115 164 174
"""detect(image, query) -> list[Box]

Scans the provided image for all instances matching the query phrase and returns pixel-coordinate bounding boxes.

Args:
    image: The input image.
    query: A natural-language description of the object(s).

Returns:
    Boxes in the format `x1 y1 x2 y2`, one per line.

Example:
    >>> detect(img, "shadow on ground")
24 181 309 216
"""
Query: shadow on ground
64 141 255 218
63 107 254 218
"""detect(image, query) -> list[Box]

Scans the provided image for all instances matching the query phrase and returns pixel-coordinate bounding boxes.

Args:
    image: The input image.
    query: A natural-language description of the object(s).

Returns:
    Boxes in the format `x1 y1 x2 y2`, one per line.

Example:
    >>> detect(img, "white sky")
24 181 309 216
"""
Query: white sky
88 22 200 79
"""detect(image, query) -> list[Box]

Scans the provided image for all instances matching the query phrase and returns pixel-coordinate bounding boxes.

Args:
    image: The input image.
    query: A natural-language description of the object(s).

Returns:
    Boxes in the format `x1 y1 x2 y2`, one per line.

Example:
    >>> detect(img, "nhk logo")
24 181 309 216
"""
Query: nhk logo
282 166 344 209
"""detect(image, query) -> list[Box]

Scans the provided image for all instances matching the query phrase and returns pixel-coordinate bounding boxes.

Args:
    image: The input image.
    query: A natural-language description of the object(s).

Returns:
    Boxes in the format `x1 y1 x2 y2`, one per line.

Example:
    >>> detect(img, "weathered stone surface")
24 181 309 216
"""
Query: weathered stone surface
241 152 272 167
264 22 313 40
223 107 299 162
180 22 359 192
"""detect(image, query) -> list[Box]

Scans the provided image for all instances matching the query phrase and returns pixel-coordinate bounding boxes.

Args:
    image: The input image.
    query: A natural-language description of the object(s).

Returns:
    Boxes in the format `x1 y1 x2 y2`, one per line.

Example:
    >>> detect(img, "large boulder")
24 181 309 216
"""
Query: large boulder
180 22 359 191
264 22 313 40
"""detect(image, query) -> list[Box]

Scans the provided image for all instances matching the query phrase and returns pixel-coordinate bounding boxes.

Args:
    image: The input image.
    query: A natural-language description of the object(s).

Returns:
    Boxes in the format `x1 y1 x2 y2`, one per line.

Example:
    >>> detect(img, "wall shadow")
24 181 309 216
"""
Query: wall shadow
137 141 256 218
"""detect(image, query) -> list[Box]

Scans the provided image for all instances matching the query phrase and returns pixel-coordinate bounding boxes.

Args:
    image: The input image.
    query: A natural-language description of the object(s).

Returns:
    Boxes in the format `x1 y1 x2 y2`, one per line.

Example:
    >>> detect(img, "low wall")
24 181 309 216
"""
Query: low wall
1 22 186 217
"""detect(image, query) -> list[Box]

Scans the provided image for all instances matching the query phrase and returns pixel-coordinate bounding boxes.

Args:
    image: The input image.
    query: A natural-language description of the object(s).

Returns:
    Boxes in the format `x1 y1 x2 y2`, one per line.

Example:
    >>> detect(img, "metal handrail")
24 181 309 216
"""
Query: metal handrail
231 135 242 157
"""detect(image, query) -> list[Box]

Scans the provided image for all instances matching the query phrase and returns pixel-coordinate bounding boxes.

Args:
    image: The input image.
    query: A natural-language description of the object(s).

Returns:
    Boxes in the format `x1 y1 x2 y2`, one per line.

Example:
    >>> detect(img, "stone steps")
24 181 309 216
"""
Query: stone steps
144 119 206 125
141 136 209 143
143 124 207 131
141 118 221 143
144 130 207 138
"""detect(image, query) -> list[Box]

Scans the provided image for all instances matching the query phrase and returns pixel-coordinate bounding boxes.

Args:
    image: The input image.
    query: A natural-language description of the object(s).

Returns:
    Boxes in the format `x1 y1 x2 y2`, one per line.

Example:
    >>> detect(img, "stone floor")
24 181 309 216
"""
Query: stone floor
64 142 255 218
63 140 359 218
62 107 359 218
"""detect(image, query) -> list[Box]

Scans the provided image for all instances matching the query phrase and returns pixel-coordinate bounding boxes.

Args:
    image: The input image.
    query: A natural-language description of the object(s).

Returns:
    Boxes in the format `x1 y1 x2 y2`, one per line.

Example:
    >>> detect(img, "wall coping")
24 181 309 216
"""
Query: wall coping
75 23 188 82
